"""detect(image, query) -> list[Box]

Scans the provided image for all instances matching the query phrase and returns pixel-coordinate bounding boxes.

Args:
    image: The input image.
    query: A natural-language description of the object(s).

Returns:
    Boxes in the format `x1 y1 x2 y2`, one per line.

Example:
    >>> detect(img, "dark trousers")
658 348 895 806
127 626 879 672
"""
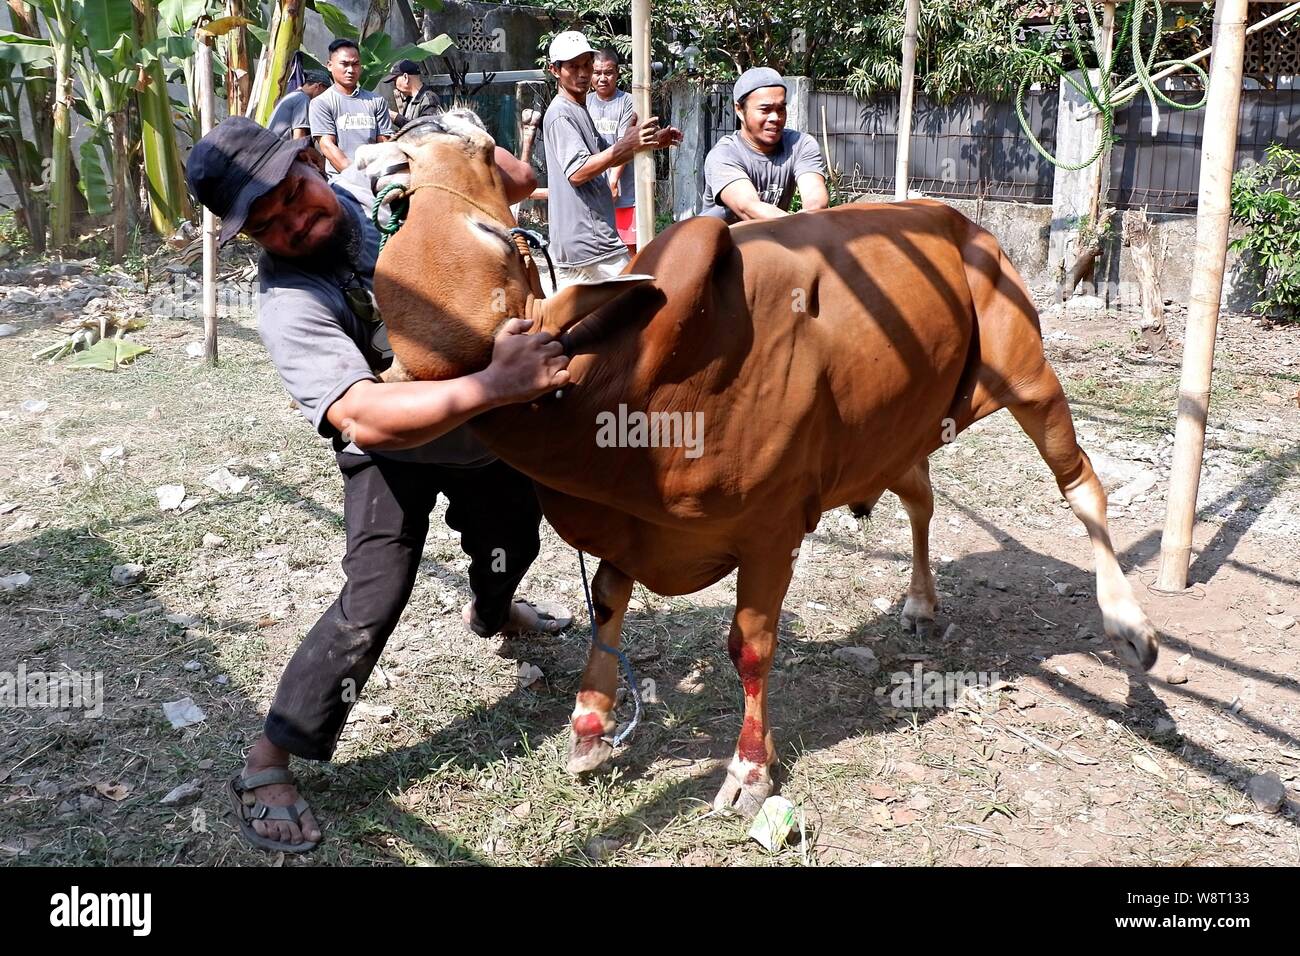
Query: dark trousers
264 451 543 760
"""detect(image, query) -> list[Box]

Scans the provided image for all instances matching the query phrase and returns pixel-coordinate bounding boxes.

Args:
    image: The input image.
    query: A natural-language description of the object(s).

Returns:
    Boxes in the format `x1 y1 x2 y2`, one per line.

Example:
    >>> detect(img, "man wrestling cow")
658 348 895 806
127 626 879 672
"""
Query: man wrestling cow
185 117 573 853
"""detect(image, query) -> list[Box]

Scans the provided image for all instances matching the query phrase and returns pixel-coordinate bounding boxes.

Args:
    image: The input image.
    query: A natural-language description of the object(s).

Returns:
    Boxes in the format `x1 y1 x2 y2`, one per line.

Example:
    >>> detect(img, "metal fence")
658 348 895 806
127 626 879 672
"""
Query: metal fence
1107 88 1300 213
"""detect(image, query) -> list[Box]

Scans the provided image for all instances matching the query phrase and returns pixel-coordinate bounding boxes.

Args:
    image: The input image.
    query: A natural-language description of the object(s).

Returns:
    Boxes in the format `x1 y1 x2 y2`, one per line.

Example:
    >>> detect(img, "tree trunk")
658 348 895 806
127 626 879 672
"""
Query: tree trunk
1123 208 1167 352
225 0 252 116
48 3 74 251
254 0 307 126
110 110 131 261
133 0 193 233
7 1 50 252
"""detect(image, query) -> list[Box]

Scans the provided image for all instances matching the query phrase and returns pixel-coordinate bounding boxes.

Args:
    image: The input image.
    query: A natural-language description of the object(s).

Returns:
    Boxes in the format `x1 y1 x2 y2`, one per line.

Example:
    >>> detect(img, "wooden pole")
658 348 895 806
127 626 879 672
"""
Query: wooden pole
631 0 654 245
894 0 920 201
196 31 220 366
1155 0 1250 592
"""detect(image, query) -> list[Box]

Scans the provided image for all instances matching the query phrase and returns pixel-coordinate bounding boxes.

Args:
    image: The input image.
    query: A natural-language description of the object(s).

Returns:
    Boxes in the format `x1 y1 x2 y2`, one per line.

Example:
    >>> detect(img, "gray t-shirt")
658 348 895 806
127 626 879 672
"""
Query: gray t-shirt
308 85 393 176
701 130 826 223
256 166 493 467
267 89 311 139
585 90 635 209
543 94 625 266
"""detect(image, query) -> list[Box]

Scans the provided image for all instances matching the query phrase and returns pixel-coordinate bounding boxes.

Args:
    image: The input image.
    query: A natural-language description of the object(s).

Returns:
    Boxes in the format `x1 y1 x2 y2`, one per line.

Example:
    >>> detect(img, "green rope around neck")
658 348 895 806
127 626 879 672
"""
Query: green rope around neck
1014 0 1210 171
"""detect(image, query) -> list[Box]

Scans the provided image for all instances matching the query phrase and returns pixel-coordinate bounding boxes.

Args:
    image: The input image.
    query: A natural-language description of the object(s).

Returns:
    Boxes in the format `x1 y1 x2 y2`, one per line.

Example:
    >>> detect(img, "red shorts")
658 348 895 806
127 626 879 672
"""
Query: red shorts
615 206 636 246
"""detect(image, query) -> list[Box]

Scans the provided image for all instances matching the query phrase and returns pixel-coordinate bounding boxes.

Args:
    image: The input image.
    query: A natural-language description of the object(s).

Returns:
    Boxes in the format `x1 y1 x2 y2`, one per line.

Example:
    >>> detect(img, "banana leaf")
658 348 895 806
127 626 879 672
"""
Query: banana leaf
77 135 112 216
69 338 151 370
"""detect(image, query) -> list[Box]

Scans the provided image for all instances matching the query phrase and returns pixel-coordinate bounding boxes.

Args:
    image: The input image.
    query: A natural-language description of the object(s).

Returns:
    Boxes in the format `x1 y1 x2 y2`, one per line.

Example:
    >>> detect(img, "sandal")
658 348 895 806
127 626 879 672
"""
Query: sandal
228 768 320 854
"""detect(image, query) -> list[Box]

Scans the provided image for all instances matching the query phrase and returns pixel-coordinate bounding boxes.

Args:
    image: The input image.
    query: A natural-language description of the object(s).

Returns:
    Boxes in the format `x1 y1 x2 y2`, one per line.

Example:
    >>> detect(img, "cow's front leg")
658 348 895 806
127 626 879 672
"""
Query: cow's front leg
566 560 634 774
714 552 796 816
890 458 939 638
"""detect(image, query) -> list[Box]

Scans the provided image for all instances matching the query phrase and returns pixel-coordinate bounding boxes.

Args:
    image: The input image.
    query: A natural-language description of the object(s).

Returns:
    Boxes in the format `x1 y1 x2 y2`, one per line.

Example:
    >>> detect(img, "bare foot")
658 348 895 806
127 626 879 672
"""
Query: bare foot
238 736 322 847
463 598 573 636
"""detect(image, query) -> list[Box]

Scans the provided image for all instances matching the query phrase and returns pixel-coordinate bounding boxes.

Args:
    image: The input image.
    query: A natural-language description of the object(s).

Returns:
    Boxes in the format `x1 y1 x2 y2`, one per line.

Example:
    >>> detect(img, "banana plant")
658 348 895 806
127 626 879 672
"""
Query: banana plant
0 22 52 252
133 0 193 234
313 0 452 90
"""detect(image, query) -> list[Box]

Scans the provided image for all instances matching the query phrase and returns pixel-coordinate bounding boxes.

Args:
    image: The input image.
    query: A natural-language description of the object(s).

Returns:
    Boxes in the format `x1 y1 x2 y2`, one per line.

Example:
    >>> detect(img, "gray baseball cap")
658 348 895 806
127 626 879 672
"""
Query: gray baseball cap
733 67 785 104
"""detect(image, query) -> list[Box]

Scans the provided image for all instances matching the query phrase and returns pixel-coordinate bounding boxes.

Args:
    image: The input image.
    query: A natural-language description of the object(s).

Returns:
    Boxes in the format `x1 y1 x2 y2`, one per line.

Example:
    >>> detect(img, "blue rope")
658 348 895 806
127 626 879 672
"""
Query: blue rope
576 549 641 747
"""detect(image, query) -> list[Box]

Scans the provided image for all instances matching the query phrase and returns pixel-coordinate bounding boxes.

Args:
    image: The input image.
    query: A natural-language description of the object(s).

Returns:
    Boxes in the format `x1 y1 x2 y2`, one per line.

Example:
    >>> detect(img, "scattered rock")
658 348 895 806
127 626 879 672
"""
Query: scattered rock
159 779 202 807
832 646 880 676
1152 717 1177 735
156 484 186 511
110 563 145 586
19 399 47 414
1247 773 1286 813
182 660 202 672
1266 614 1295 631
517 662 544 688
347 701 394 723
1166 666 1188 685
201 532 225 549
185 341 205 358
98 446 124 465
162 697 206 729
166 613 201 628
871 597 891 613
202 467 249 495
0 571 30 592
0 501 18 514
197 759 214 771
6 289 38 306
1053 581 1074 597
8 514 38 533
100 608 126 621
0 323 18 337
1111 470 1158 507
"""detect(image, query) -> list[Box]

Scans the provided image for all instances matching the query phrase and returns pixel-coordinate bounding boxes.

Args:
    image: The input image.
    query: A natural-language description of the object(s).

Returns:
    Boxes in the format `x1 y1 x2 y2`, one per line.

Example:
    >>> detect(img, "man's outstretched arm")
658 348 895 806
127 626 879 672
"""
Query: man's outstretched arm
326 319 568 450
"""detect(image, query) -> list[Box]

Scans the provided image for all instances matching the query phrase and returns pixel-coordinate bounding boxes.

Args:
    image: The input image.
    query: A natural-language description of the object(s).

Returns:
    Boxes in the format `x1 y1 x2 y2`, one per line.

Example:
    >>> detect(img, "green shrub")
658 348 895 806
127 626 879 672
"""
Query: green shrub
1230 143 1300 324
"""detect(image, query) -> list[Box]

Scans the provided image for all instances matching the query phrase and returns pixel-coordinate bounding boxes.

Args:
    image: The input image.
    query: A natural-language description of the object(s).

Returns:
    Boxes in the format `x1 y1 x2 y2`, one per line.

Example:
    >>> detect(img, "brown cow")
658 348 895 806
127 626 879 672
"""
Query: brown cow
373 110 1160 815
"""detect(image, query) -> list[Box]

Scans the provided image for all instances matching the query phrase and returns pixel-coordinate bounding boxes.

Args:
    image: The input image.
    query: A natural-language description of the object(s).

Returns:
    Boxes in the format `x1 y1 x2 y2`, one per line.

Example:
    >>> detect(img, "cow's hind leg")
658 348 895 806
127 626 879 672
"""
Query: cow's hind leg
566 560 634 774
714 547 797 816
889 458 939 639
1006 368 1159 670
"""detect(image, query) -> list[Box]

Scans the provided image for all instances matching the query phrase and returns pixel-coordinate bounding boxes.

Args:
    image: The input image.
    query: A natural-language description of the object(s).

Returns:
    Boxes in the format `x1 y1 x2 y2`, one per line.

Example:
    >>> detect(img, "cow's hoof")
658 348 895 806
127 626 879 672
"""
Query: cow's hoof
713 760 774 817
566 731 613 775
900 601 937 640
1104 604 1160 671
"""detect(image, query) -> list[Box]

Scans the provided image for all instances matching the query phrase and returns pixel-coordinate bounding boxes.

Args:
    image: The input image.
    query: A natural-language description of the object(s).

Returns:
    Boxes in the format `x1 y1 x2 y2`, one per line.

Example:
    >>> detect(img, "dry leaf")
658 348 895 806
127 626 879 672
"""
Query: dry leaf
869 802 893 829
94 782 130 801
866 783 899 802
892 807 921 826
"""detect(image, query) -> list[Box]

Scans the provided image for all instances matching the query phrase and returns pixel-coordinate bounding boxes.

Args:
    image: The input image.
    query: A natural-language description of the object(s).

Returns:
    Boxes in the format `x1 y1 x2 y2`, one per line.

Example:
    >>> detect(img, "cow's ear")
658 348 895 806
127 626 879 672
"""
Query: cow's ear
534 274 654 333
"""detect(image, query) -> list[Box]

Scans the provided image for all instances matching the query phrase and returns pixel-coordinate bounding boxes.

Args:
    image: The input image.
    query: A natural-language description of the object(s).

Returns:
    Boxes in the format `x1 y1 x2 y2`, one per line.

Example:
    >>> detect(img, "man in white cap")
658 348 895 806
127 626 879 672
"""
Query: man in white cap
701 67 828 223
543 30 680 289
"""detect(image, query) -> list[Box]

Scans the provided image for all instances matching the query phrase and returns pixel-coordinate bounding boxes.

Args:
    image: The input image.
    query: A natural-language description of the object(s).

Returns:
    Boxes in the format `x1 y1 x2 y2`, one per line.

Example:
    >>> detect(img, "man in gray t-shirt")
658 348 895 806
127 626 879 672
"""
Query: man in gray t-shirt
309 38 393 176
701 67 828 223
266 71 330 140
543 31 679 288
587 49 638 252
185 116 568 854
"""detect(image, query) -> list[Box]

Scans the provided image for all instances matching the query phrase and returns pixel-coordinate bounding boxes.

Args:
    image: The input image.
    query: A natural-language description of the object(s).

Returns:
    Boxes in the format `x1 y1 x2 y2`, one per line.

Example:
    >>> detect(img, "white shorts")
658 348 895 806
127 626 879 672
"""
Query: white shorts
550 251 631 292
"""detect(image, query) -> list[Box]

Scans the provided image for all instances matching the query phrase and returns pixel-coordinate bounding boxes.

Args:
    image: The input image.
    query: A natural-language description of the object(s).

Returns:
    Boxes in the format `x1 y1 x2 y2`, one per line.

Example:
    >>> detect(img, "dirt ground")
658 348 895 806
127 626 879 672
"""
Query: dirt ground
1 256 1297 867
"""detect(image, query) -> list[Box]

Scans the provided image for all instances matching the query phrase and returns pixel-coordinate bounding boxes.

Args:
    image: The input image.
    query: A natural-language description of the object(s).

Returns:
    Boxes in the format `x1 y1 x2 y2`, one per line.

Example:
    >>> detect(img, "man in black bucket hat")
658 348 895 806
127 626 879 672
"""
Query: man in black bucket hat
186 116 571 853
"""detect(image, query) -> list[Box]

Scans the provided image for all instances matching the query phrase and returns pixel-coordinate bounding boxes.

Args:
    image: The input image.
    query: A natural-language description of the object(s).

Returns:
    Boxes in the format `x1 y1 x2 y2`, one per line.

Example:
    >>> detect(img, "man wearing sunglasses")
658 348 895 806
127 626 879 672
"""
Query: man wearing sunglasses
186 117 570 853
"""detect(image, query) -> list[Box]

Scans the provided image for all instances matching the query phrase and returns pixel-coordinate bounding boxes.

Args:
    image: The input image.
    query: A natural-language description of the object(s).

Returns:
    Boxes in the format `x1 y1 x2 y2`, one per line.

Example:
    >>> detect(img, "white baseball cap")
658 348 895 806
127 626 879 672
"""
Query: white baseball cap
548 30 595 65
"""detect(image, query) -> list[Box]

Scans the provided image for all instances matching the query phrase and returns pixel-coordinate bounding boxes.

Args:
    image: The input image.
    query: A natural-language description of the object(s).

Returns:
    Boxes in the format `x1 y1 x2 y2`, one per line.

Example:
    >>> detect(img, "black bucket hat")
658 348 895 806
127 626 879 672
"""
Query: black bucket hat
185 116 314 244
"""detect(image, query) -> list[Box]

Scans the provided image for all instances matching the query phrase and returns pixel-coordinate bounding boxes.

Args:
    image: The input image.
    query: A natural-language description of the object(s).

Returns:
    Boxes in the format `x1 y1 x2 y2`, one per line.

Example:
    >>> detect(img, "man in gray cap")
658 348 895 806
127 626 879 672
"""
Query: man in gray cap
266 70 331 140
701 67 828 223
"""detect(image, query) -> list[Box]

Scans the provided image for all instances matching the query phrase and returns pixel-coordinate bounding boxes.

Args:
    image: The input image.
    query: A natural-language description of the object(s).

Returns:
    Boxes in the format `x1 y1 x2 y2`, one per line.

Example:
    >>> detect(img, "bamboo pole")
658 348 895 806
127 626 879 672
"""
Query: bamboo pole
1155 0 1250 592
894 0 920 201
196 31 219 366
631 0 654 246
